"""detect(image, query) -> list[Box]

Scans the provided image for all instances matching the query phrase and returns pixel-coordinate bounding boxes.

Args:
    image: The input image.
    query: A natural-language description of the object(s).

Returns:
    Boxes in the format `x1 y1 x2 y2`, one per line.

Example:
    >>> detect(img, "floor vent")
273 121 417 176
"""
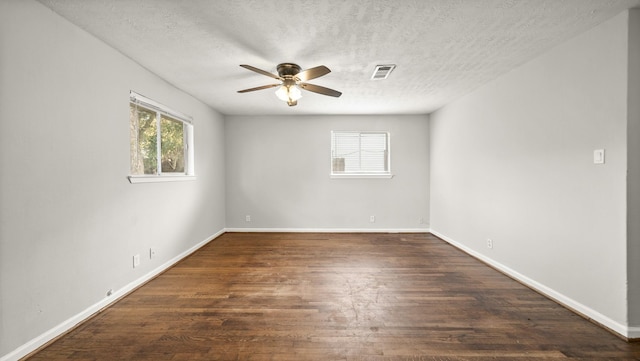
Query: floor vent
371 64 396 80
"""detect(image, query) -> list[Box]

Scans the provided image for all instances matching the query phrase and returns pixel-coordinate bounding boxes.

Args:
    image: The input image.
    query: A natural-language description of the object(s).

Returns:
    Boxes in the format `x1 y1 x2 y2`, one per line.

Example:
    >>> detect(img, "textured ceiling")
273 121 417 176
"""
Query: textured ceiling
37 0 640 115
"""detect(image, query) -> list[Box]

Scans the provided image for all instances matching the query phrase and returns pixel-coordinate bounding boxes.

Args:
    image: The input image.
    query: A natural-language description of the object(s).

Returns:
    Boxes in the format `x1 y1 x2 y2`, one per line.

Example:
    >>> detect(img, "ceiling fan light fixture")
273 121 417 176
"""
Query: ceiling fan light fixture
275 84 302 103
238 63 341 107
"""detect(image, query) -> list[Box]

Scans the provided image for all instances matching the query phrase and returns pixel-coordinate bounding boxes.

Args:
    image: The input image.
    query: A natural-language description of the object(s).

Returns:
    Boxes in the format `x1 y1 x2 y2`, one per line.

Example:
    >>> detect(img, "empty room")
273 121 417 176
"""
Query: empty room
2 0 640 360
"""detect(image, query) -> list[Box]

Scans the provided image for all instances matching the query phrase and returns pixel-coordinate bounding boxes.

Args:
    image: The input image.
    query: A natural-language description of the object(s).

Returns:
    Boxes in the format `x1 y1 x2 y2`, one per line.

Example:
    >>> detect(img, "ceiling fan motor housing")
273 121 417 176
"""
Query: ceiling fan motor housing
277 63 301 77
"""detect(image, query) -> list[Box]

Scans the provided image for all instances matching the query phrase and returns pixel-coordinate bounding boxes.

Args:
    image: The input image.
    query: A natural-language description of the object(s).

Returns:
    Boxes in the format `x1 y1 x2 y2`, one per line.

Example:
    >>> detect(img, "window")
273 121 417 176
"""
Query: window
129 91 194 183
331 131 392 178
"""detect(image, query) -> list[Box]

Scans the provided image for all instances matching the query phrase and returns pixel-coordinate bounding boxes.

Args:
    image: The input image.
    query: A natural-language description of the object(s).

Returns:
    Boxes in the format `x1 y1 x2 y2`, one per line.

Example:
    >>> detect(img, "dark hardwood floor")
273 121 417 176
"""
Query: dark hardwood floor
26 233 640 360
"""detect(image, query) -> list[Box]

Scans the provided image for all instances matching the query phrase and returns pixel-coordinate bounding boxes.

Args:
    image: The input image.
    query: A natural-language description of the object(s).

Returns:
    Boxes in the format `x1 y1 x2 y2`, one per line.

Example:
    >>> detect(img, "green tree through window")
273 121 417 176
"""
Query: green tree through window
130 104 158 175
160 115 185 173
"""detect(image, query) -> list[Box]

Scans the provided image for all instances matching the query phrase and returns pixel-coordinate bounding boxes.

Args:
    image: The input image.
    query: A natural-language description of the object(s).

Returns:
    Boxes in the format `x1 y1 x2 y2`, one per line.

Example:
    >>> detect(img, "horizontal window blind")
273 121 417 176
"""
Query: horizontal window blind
331 131 389 174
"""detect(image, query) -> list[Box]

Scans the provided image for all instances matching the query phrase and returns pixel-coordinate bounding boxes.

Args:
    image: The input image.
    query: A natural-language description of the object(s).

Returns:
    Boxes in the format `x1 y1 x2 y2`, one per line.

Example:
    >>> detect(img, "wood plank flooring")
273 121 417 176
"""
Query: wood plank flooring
26 233 640 360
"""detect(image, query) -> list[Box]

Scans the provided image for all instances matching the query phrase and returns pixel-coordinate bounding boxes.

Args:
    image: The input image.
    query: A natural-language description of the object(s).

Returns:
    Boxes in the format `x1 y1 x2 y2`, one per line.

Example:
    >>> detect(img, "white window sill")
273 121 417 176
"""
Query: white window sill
128 175 196 184
330 173 394 179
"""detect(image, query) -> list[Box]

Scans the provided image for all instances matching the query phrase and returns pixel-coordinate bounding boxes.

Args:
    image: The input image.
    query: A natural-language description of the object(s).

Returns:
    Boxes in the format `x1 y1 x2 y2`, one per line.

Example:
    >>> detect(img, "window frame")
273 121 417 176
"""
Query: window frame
330 130 393 179
128 91 195 184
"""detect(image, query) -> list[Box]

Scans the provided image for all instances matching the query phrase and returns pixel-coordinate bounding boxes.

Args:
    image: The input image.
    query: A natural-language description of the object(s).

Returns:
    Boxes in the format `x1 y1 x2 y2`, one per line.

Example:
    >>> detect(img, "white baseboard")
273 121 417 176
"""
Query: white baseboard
1 229 225 361
628 326 640 339
224 227 430 233
429 229 633 339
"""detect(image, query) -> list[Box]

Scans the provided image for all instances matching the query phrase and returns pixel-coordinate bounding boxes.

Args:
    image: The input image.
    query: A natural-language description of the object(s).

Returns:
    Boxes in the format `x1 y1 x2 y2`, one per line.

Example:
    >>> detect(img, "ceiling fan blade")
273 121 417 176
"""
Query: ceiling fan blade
237 84 280 93
297 65 331 81
299 83 342 97
240 64 282 80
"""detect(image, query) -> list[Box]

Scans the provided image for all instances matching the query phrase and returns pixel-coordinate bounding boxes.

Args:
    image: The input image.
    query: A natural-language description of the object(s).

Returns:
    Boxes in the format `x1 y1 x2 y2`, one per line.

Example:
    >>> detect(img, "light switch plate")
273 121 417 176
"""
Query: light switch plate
594 149 605 164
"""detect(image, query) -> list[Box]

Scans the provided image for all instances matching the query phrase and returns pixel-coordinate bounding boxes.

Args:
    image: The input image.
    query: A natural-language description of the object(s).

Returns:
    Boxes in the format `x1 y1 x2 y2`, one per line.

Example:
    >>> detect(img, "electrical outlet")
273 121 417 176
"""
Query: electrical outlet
149 248 156 259
133 254 140 268
245 215 251 222
370 215 375 223
487 239 493 249
419 217 426 224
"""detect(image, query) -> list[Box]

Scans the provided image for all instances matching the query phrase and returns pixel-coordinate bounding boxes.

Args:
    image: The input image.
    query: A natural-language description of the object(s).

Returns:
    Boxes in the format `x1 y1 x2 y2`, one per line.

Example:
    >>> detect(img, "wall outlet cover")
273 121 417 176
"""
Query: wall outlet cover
487 239 494 249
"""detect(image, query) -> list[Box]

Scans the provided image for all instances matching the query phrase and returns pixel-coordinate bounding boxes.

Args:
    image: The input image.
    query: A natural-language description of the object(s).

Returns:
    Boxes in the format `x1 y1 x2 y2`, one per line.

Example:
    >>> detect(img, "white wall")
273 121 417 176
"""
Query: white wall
0 1 226 358
430 12 631 333
627 9 640 328
225 115 429 231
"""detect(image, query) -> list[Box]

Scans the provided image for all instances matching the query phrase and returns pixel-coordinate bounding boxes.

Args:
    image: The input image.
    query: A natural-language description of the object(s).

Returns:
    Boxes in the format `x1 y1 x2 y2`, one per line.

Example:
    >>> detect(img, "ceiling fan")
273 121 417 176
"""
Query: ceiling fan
237 63 342 106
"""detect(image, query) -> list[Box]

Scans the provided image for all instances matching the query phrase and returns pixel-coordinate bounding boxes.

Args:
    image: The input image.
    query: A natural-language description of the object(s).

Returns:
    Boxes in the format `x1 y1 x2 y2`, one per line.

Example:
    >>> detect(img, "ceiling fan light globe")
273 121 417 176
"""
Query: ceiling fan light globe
275 84 302 103
289 85 302 101
275 85 288 101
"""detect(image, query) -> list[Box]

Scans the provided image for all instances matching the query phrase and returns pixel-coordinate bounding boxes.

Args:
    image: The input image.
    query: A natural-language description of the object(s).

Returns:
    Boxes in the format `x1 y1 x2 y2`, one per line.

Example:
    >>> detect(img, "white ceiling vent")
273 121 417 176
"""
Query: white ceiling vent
371 64 396 80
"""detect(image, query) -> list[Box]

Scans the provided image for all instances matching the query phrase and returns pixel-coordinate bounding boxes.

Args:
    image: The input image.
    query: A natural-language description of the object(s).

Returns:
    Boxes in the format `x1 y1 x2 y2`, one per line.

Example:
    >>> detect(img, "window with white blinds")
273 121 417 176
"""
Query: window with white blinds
331 131 391 178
